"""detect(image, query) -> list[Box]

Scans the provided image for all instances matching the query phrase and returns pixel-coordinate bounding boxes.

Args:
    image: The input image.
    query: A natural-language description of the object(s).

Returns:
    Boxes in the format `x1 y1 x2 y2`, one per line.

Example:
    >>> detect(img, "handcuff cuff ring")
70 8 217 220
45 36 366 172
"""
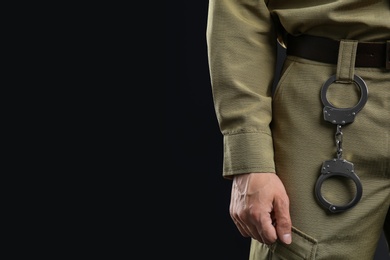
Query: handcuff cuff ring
315 159 363 213
320 74 368 125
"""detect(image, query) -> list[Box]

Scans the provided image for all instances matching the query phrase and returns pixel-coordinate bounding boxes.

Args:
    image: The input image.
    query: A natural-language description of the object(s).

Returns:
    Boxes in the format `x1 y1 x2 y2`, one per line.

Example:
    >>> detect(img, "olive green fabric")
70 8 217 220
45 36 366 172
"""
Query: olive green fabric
249 54 390 259
207 0 390 259
206 0 389 178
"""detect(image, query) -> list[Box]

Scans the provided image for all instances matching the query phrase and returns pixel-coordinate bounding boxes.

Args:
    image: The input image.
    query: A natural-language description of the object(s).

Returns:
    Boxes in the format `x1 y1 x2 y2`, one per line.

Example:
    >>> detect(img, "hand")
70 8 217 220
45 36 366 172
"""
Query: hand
230 173 292 245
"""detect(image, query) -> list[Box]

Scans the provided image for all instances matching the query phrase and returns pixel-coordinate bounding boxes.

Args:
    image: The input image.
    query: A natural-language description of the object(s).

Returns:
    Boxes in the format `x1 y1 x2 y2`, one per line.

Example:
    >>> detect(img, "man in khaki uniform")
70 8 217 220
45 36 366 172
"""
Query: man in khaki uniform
206 0 389 259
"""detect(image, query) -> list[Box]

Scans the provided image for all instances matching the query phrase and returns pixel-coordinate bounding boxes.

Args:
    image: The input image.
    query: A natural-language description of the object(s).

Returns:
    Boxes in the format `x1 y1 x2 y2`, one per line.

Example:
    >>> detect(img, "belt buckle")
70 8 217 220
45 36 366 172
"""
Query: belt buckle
386 41 390 69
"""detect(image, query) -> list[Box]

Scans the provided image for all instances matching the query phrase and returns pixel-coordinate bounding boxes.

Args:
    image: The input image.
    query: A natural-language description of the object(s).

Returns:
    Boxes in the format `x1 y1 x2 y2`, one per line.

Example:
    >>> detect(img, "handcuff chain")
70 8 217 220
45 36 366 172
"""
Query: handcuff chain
335 124 343 159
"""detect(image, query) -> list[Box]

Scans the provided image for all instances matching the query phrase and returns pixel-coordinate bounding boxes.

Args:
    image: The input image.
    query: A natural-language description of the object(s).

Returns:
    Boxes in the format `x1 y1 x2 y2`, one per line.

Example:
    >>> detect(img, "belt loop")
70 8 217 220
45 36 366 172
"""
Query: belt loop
336 40 358 82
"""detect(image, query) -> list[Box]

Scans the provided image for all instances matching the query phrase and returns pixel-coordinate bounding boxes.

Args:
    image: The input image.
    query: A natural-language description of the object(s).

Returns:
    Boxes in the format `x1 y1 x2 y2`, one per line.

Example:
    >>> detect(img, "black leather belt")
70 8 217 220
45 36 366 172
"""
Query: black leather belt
286 34 390 69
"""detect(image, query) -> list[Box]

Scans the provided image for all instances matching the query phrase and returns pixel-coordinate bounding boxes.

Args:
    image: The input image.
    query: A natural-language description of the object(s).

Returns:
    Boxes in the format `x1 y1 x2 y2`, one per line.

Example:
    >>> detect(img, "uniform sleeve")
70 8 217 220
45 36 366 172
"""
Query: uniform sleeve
206 0 277 178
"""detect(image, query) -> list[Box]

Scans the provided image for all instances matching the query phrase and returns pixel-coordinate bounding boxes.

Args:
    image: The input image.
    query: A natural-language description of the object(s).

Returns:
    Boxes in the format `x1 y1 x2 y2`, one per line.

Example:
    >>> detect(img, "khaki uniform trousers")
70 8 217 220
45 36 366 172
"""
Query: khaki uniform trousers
250 42 390 260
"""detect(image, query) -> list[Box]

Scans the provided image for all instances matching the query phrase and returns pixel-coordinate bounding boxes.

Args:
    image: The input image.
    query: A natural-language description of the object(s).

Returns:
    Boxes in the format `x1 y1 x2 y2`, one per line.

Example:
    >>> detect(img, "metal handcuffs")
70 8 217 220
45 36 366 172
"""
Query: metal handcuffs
315 74 368 213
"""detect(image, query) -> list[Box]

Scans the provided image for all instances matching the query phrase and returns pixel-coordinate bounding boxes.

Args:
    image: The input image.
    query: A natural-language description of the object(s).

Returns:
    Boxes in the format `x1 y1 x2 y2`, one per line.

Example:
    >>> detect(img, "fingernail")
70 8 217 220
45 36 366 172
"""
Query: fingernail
283 233 292 244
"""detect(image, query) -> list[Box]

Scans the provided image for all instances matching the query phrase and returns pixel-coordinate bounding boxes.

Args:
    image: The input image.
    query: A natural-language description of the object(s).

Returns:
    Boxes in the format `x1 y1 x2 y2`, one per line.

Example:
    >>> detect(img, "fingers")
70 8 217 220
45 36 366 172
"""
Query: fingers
232 218 251 238
231 207 278 244
256 215 278 244
230 190 277 244
229 173 292 245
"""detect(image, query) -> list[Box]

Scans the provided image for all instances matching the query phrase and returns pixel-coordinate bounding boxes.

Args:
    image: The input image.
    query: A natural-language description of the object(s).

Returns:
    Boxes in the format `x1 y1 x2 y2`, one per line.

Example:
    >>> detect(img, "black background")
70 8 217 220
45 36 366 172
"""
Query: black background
165 1 388 259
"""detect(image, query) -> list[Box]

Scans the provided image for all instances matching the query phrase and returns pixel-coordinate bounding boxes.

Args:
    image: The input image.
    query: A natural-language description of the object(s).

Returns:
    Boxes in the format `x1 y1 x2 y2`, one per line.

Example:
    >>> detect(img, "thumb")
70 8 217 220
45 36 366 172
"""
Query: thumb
273 197 292 244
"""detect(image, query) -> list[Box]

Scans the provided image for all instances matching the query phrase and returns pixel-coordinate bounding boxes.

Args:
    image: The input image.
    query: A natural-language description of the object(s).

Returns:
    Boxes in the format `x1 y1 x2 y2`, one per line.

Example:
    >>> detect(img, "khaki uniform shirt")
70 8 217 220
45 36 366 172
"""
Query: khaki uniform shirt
206 0 390 178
